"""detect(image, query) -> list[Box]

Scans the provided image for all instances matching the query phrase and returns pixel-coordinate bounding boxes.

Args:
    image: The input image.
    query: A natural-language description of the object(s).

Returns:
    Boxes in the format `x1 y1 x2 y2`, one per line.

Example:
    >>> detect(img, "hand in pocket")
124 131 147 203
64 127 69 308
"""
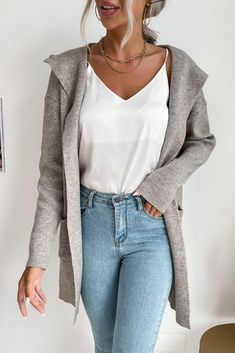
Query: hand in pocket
143 199 162 218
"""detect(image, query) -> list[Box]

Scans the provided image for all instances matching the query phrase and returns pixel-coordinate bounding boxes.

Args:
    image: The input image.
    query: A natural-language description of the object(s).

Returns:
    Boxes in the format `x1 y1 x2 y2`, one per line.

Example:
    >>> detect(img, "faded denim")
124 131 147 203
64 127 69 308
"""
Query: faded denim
80 183 173 353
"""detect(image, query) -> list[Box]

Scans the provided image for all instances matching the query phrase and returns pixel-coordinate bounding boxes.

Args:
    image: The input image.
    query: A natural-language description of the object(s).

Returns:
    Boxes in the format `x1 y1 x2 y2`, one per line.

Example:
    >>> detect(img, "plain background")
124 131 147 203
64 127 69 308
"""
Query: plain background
0 0 234 352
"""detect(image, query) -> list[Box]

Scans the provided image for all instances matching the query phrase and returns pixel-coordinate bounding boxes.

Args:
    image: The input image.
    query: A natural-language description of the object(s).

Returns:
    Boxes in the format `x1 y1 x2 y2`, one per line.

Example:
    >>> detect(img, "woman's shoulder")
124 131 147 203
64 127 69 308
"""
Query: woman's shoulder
42 45 87 99
43 44 85 66
165 43 209 78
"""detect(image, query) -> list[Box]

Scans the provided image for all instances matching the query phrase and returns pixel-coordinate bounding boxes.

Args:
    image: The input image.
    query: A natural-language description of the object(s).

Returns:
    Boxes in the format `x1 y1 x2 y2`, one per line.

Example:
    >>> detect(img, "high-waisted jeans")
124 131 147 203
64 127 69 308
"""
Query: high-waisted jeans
80 183 173 353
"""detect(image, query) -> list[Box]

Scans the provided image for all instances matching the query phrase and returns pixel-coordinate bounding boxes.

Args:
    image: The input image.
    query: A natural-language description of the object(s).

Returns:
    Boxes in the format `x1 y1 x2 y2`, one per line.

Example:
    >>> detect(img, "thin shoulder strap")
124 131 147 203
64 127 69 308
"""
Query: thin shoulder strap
164 48 168 65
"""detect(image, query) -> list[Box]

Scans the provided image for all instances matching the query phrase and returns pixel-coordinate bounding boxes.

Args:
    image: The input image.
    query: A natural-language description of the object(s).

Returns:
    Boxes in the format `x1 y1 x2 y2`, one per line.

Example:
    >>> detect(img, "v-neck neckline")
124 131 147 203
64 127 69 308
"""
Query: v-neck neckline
86 44 168 103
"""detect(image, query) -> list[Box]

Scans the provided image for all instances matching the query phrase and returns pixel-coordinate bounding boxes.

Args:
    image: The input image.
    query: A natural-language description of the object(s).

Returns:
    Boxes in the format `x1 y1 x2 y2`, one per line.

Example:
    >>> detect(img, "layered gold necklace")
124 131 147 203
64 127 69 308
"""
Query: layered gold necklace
98 36 147 74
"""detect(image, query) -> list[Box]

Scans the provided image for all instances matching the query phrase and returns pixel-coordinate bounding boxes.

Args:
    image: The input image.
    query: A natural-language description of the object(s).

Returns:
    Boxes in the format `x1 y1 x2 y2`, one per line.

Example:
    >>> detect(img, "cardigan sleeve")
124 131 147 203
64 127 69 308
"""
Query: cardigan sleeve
25 70 63 270
133 87 216 214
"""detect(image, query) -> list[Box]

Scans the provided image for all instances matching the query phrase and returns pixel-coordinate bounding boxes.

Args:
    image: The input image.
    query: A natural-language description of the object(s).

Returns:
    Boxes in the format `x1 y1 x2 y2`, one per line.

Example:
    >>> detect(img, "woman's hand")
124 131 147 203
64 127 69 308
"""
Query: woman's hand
17 266 47 319
143 200 163 218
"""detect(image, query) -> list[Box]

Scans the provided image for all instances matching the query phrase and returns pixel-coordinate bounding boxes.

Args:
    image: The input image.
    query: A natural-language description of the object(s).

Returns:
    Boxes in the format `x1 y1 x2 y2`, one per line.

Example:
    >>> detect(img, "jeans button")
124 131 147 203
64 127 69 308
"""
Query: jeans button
114 197 120 202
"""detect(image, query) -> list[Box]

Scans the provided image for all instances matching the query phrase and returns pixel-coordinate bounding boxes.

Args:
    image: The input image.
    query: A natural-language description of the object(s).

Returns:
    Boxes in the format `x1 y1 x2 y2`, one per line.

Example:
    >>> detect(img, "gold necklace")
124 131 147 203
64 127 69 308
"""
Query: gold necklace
99 37 147 74
99 36 147 63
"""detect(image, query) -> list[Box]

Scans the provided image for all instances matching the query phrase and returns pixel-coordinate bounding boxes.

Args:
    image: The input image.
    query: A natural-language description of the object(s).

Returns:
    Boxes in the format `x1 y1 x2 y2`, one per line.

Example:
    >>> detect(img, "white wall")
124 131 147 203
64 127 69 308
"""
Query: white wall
0 0 234 352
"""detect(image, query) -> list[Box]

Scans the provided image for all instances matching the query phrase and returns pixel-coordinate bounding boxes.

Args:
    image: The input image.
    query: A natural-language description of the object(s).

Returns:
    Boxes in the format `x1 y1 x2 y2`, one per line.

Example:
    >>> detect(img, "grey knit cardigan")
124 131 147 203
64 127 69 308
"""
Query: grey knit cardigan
25 43 216 329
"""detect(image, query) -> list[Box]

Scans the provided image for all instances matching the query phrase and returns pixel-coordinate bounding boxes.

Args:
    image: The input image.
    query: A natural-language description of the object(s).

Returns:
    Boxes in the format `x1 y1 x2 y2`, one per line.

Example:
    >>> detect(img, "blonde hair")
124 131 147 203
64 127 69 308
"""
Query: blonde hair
80 0 167 54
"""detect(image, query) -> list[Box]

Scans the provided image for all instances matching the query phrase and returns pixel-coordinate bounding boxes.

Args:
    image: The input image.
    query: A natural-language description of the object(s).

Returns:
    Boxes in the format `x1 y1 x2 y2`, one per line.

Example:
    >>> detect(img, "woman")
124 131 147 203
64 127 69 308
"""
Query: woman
18 0 216 352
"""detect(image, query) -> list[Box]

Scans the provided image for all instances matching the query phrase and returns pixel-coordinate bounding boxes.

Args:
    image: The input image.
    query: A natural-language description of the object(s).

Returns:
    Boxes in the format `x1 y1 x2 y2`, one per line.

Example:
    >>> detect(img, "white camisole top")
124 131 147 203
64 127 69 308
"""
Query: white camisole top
78 48 169 195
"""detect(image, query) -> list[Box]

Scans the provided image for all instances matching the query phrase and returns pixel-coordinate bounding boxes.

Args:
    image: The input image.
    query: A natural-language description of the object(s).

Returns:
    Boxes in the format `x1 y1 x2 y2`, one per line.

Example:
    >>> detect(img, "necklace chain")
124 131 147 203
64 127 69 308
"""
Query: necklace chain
99 36 147 74
99 36 147 63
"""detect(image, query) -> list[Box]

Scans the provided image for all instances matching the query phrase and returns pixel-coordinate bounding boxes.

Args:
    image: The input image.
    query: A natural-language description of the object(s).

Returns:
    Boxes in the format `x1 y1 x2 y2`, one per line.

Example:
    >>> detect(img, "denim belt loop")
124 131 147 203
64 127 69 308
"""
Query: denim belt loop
135 195 143 211
88 190 97 208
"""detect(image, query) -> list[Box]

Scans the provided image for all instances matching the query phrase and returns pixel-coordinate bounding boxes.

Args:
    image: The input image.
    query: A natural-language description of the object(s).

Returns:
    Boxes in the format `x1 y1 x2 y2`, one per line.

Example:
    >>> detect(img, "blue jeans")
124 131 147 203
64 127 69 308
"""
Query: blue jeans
80 183 173 353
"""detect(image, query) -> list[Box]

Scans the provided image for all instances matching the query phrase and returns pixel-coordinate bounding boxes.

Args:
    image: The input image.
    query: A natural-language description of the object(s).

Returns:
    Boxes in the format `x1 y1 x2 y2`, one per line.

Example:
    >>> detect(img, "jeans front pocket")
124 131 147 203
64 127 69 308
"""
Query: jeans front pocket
81 205 89 217
140 196 164 221
80 196 90 218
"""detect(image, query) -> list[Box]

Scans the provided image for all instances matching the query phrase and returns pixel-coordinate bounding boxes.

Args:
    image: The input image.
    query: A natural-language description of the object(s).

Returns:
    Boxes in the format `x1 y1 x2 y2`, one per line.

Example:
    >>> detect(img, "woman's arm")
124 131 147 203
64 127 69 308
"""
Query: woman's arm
134 87 216 214
25 70 63 270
